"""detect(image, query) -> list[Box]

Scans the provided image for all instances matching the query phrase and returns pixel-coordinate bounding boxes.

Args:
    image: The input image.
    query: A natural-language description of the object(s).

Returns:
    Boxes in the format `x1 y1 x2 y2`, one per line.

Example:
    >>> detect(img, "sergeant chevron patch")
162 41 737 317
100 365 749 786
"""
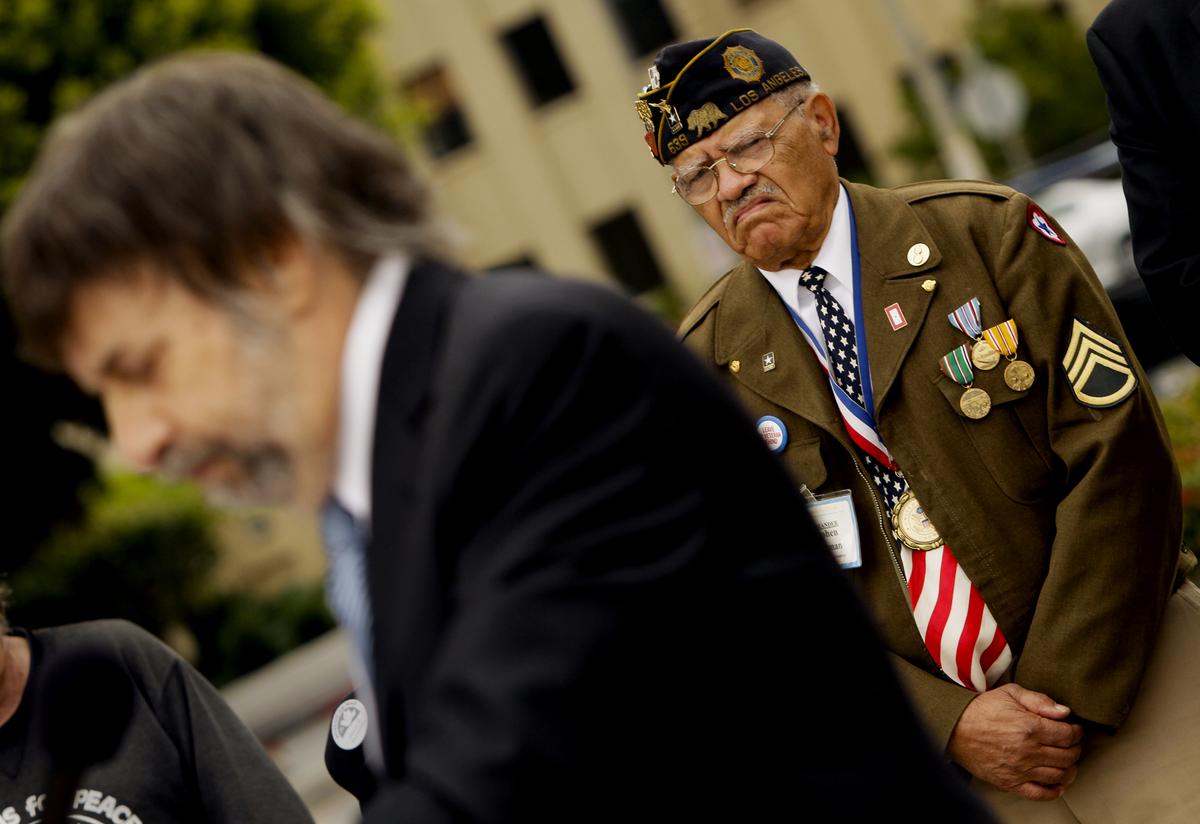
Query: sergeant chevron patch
1062 317 1137 408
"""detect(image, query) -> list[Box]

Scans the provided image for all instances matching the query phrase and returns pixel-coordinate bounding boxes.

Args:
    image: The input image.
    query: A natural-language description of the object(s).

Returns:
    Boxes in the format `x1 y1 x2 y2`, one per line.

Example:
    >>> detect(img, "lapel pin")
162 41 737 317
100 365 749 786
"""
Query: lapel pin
922 279 937 293
884 302 908 331
762 352 776 372
907 243 930 267
729 360 741 374
756 416 788 453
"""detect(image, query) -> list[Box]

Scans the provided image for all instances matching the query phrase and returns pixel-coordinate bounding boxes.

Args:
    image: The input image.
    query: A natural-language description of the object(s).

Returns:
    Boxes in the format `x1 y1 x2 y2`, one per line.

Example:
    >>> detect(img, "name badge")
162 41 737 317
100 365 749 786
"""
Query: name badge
806 490 862 569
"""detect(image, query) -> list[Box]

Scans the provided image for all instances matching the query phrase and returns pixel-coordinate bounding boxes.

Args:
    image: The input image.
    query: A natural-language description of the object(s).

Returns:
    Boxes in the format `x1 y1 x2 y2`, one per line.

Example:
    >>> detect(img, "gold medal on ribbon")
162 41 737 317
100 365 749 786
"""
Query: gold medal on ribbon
970 340 1000 371
892 489 943 551
959 386 992 419
940 344 991 420
1004 360 1035 391
949 297 998 370
982 319 1035 392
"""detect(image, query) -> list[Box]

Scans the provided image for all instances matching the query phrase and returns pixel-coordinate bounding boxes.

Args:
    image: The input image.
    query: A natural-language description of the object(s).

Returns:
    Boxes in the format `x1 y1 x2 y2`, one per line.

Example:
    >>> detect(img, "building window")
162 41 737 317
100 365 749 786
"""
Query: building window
605 0 677 58
485 254 539 273
404 65 472 158
590 209 665 294
501 16 576 106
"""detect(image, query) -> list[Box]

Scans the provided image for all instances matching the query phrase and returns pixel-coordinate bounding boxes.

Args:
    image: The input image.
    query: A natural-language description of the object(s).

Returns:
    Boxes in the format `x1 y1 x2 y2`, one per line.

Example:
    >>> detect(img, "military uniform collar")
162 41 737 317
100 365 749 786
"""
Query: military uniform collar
844 181 942 280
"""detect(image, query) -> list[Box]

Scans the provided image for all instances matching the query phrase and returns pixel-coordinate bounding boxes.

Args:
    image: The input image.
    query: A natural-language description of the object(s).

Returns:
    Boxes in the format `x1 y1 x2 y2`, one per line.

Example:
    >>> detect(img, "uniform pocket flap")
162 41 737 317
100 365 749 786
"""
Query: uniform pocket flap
932 368 1029 418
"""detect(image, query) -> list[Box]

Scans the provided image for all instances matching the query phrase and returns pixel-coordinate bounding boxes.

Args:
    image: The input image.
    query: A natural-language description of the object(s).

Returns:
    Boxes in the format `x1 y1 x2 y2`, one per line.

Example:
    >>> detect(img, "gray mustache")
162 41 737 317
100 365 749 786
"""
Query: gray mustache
724 182 780 228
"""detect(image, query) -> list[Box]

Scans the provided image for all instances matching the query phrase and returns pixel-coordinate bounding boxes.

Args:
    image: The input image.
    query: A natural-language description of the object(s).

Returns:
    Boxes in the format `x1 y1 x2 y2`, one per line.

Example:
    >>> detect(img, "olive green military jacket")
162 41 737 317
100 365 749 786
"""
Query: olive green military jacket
680 180 1182 748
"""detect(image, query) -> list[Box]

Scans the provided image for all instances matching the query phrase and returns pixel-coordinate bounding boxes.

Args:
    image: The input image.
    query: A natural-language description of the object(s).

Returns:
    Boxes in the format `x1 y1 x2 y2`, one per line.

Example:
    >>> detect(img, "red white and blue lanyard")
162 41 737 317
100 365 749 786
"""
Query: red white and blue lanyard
781 202 898 472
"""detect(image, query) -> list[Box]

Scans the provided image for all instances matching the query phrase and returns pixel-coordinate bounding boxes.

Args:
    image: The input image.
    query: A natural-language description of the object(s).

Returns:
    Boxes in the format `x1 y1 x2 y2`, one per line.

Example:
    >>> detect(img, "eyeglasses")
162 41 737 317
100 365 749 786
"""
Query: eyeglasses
671 100 805 205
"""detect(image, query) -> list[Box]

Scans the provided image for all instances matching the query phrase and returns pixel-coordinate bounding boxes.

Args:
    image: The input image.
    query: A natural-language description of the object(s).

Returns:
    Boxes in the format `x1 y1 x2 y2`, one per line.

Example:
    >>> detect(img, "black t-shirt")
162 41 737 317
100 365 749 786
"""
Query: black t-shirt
0 620 313 823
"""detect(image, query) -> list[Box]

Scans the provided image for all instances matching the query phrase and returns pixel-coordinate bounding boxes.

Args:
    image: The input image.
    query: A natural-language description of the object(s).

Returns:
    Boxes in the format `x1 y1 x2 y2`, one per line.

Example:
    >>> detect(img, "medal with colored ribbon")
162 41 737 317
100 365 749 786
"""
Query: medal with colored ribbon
948 297 999 371
981 319 1035 392
940 344 991 419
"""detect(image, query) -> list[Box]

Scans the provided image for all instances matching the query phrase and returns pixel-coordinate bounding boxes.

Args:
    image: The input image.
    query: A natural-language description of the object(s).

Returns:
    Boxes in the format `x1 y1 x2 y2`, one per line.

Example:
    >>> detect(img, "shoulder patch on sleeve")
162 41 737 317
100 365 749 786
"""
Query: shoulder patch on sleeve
1027 203 1068 246
894 178 1014 205
1061 317 1137 408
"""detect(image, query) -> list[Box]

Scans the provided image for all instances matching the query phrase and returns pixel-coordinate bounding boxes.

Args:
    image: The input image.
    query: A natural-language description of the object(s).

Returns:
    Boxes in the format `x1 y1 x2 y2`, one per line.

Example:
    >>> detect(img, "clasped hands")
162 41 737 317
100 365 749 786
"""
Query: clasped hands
948 683 1085 801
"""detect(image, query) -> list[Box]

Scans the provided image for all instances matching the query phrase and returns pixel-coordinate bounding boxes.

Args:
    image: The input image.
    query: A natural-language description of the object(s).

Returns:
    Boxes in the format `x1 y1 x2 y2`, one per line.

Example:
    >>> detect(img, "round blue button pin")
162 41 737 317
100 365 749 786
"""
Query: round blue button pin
755 415 788 453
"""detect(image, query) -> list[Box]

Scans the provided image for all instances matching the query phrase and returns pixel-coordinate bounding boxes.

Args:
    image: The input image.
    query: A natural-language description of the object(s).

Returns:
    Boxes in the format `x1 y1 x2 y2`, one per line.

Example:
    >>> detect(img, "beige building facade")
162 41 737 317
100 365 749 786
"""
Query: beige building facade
375 0 1109 306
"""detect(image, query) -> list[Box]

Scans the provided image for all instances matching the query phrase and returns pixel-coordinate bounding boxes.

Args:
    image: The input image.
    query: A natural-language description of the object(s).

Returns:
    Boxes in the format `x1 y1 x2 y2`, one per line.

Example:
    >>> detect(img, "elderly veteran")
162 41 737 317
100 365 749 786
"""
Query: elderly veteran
637 29 1200 823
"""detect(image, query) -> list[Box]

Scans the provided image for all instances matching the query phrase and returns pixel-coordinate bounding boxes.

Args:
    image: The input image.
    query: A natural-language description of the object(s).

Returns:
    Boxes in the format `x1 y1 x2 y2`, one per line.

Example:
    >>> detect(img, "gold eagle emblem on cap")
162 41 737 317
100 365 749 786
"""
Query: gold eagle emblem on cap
723 45 765 82
1061 317 1137 408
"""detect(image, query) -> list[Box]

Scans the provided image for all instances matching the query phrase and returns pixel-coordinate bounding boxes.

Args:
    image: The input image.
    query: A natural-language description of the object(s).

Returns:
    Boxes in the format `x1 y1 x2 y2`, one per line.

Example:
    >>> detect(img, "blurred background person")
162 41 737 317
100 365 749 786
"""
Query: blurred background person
1088 0 1200 365
0 585 314 821
1 51 997 823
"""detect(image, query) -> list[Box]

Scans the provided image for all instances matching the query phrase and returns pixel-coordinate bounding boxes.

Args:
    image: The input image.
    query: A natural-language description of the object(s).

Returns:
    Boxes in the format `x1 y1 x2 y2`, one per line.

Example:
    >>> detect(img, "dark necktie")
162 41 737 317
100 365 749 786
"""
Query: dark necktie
799 266 907 513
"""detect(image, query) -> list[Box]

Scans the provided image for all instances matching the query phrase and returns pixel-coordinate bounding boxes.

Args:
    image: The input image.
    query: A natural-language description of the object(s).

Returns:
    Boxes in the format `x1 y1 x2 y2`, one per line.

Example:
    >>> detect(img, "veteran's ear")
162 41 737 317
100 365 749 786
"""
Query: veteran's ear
805 93 841 157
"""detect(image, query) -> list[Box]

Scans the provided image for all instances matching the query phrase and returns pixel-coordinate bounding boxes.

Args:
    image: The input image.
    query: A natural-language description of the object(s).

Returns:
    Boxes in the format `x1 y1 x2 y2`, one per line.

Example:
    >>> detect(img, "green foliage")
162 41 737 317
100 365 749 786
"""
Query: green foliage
0 0 396 211
0 0 388 683
638 283 687 326
6 469 336 684
890 78 950 181
970 3 1110 161
891 3 1111 179
1159 380 1200 585
7 472 219 635
190 584 333 687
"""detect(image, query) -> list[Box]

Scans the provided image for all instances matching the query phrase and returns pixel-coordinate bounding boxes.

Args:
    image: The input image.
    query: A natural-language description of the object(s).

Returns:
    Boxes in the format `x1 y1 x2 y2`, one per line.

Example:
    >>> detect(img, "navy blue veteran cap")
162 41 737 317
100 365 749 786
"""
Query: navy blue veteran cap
635 29 810 165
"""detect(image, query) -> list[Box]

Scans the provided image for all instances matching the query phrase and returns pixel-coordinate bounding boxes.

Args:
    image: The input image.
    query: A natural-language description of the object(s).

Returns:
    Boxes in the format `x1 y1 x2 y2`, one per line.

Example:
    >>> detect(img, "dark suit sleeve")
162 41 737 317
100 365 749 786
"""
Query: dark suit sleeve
363 283 994 822
362 294 722 822
1087 16 1200 364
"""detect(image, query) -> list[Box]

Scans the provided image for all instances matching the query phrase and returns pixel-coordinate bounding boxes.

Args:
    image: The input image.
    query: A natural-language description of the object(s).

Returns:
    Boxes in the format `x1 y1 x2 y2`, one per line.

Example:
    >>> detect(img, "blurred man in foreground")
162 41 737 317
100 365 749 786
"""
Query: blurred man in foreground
638 28 1199 823
0 588 313 821
1 52 996 821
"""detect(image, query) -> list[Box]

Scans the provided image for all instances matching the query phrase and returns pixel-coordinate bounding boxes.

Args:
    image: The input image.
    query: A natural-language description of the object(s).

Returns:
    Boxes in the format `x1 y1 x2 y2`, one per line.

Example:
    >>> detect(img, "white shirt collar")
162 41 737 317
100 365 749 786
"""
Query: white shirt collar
759 183 853 321
332 253 411 523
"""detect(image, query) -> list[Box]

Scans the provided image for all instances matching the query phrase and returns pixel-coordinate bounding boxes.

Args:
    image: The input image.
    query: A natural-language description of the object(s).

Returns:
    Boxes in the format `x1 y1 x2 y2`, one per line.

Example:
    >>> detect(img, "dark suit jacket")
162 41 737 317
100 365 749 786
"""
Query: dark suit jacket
344 259 994 822
1088 0 1200 364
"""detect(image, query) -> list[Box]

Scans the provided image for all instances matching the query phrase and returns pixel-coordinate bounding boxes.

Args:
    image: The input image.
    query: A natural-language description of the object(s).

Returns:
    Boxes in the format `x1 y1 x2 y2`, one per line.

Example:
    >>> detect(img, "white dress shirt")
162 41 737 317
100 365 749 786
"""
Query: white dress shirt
333 253 411 523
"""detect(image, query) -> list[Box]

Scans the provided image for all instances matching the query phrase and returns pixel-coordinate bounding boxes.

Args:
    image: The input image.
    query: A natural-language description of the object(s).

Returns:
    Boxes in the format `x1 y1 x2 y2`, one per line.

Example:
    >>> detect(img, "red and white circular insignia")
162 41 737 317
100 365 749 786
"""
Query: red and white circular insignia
1027 203 1067 246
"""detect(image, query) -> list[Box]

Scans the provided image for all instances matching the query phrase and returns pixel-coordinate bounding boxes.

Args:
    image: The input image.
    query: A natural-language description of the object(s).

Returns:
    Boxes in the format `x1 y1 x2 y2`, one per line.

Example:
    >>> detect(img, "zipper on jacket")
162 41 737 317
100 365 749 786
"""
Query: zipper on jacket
852 457 907 590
